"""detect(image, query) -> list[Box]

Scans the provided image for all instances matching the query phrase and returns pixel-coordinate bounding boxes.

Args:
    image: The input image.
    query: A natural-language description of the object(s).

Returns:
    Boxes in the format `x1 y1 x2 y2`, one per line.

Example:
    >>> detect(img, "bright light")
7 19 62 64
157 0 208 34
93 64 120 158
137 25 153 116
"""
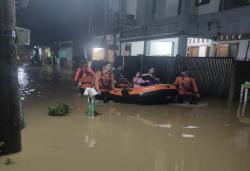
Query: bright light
92 48 105 60
93 48 104 53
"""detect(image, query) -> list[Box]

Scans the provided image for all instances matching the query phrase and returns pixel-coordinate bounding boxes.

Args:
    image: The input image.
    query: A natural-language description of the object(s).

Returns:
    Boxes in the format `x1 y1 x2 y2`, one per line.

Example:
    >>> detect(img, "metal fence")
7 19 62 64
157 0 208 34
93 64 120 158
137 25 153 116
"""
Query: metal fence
114 56 234 98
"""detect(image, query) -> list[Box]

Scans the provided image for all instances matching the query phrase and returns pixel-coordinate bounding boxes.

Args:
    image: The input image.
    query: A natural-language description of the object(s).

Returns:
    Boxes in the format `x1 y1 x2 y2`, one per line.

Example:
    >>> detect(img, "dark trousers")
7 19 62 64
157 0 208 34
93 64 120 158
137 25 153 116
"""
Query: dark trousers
96 92 110 103
177 93 198 105
79 88 85 96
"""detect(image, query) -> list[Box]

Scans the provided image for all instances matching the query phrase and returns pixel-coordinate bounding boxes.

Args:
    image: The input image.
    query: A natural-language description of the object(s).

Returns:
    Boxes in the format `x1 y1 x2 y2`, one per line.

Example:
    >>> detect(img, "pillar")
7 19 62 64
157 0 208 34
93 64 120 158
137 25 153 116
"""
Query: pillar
0 0 22 155
178 35 188 57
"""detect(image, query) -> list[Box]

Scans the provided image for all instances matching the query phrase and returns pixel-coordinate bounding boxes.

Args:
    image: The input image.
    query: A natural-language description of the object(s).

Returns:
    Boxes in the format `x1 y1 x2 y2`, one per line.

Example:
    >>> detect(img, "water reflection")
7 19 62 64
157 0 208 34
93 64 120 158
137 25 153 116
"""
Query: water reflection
18 66 36 100
85 117 97 148
18 66 29 91
227 127 250 150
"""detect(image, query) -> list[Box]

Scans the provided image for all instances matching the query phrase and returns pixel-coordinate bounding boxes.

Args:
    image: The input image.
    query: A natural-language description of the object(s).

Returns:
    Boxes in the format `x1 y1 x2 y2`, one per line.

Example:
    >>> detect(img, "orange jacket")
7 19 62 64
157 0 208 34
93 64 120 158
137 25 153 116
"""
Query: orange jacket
95 71 114 92
175 76 198 95
74 67 95 88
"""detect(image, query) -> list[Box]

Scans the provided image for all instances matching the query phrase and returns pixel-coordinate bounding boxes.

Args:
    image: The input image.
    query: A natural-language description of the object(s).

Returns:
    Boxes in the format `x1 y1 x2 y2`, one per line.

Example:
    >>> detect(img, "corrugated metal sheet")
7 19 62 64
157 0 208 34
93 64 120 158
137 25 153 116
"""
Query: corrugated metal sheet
115 56 234 98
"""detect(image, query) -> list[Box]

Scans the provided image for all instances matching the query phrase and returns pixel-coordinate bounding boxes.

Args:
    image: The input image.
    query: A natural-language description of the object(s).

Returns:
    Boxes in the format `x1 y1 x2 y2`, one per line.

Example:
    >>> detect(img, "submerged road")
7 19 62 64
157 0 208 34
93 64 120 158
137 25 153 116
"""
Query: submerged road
1 65 250 171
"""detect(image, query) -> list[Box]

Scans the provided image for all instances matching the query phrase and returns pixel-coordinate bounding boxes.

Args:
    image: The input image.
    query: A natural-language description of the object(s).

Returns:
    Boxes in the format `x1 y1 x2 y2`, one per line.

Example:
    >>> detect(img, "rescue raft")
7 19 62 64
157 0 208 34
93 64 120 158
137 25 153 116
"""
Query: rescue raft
110 84 177 104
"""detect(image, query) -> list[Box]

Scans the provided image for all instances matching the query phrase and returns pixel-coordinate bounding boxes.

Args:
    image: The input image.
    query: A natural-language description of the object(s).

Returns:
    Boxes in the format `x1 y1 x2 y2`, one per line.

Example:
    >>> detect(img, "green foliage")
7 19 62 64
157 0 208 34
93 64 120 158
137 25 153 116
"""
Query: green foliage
48 103 71 116
245 81 250 88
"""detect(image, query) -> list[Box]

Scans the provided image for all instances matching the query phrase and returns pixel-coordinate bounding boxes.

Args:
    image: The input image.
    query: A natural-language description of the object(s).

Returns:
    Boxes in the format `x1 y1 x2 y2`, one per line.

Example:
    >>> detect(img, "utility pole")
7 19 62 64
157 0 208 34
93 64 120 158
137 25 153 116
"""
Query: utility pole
0 0 22 155
103 0 109 61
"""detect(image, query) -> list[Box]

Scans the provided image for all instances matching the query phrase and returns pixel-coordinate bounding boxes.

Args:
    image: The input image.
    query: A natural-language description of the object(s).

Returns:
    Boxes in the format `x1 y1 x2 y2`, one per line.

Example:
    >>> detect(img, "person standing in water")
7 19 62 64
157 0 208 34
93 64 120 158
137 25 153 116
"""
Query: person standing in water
74 60 95 96
174 71 199 104
95 63 115 103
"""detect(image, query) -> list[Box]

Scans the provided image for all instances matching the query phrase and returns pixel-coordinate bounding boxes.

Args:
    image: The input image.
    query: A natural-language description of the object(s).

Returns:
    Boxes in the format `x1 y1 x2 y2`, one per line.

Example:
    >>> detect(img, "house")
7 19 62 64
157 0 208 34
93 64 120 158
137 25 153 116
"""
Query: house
119 0 250 59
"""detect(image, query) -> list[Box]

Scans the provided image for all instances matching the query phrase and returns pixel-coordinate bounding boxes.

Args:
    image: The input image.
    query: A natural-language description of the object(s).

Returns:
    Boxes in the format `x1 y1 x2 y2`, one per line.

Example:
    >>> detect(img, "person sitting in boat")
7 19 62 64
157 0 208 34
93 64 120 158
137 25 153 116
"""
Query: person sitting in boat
95 63 115 103
113 64 129 87
74 60 95 96
142 67 160 85
174 71 199 104
133 72 149 88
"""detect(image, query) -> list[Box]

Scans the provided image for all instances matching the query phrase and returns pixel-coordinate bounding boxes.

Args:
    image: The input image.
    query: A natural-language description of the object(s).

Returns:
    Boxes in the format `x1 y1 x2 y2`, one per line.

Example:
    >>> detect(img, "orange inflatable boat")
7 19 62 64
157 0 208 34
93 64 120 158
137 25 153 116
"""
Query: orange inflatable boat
110 84 177 104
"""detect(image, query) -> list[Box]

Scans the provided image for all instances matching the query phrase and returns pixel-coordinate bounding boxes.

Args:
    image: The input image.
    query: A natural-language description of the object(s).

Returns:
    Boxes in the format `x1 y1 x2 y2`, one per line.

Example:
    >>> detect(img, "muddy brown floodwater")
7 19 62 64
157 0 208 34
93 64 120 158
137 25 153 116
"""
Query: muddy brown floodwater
1 65 250 171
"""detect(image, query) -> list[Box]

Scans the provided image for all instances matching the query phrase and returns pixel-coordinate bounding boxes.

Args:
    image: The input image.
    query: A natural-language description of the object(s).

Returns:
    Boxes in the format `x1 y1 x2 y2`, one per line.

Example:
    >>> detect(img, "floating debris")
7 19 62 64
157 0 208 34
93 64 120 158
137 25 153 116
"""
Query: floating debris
183 125 200 129
152 124 172 129
181 134 195 138
48 103 71 116
4 158 13 165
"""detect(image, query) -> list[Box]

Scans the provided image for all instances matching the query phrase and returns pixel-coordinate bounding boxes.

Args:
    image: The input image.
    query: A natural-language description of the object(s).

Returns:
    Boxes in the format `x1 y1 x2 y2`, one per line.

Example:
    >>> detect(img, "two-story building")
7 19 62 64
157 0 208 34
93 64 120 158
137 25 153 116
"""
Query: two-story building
120 0 250 59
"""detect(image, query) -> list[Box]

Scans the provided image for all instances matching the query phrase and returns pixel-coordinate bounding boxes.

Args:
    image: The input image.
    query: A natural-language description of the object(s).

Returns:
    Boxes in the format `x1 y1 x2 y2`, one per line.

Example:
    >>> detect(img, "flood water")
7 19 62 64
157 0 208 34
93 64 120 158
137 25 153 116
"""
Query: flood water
1 65 250 171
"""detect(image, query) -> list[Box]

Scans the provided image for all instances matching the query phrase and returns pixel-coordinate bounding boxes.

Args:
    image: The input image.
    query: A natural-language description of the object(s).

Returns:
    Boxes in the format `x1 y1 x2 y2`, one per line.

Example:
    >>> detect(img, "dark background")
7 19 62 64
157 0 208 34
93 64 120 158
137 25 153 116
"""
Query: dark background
16 0 105 46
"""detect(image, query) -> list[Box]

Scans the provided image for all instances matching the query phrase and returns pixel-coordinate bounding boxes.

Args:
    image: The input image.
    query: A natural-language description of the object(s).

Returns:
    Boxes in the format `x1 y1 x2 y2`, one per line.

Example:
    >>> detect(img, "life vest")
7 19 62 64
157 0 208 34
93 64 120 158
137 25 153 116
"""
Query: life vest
175 76 198 95
182 77 193 91
80 67 94 84
99 71 113 91
75 67 95 88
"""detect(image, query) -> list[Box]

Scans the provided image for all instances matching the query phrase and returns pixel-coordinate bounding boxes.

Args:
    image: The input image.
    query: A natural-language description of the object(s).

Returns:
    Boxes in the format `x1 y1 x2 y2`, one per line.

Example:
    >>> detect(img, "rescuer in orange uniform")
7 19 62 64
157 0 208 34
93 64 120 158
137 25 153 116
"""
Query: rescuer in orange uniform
175 71 199 104
74 61 95 96
95 63 115 103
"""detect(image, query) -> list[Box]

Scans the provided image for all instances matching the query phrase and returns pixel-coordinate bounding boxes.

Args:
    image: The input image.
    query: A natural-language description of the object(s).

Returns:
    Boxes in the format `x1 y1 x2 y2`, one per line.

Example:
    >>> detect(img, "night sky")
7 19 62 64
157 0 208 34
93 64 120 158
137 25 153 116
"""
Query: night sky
16 0 105 46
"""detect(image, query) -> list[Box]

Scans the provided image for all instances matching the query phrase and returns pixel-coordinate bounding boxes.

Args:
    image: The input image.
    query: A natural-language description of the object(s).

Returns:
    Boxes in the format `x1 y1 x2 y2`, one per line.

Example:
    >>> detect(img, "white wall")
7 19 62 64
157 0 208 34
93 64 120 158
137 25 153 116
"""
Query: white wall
193 0 220 15
237 40 250 60
198 46 207 57
131 41 144 56
149 42 173 56
120 41 144 56
147 38 179 56
155 0 179 20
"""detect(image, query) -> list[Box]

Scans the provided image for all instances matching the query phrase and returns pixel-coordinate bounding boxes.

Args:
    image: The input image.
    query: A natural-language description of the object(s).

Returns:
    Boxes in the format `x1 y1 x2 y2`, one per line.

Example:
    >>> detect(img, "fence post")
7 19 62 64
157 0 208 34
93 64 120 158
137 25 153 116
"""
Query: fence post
140 55 144 73
228 60 236 101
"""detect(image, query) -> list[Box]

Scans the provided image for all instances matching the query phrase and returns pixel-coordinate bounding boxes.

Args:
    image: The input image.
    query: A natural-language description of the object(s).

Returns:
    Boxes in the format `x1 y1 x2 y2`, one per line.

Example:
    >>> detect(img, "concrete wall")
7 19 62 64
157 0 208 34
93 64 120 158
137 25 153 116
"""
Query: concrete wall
146 38 179 56
108 0 120 12
192 0 220 15
147 42 172 56
126 0 137 16
238 40 249 59
188 6 250 37
155 0 179 20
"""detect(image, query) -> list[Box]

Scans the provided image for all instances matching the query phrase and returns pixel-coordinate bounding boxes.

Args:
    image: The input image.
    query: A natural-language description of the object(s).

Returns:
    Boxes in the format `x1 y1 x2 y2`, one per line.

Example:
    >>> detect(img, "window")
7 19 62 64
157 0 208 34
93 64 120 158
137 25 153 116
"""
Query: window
195 0 210 6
